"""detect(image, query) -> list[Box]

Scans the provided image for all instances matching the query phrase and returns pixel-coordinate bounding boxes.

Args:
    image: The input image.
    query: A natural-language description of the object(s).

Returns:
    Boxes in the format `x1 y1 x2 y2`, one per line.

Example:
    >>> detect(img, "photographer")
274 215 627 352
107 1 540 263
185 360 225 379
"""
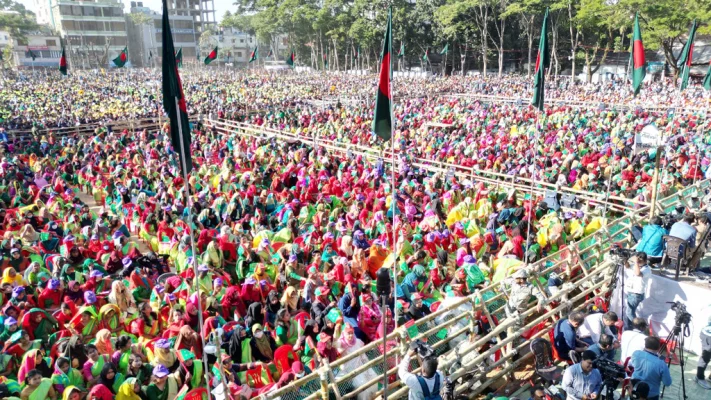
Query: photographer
623 253 651 330
562 350 602 400
399 345 445 400
630 337 672 400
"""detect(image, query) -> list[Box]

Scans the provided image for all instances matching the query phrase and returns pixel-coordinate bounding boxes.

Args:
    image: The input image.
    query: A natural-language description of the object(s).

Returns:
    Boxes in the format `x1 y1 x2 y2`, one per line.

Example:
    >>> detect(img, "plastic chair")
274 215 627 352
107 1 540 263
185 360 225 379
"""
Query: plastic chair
530 338 564 385
661 235 690 280
245 365 274 389
273 344 297 376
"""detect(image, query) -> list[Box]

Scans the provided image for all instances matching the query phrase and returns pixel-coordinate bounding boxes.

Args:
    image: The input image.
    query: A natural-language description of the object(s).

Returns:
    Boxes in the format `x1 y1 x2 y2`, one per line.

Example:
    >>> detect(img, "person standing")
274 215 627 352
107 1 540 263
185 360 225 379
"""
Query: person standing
695 324 711 390
620 318 648 364
630 337 672 400
398 345 445 400
623 253 651 330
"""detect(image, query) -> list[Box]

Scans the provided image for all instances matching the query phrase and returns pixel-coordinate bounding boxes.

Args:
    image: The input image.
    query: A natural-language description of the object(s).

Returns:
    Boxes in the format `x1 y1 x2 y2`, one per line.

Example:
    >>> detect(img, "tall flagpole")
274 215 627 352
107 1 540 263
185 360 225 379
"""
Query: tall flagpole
524 112 540 265
173 96 217 394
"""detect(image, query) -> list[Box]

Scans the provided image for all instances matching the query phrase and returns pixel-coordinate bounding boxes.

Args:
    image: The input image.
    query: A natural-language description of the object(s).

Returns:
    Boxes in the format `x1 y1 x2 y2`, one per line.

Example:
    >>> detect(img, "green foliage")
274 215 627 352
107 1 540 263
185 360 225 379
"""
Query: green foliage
0 0 38 40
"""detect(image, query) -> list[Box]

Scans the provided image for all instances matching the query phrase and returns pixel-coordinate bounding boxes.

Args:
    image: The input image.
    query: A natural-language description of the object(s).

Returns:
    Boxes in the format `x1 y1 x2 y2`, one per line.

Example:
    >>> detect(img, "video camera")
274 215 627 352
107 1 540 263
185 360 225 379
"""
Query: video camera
610 246 634 260
667 301 692 327
409 339 435 359
593 357 625 382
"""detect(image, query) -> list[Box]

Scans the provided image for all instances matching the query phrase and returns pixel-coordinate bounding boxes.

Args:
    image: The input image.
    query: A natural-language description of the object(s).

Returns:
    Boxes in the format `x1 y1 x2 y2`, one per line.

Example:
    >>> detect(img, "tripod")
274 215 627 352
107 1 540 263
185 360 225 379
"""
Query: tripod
600 378 619 400
659 321 690 399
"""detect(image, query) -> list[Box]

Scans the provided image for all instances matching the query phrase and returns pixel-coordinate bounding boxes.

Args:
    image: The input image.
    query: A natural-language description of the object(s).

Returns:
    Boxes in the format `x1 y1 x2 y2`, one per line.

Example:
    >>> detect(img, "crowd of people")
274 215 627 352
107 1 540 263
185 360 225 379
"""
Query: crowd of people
0 70 710 400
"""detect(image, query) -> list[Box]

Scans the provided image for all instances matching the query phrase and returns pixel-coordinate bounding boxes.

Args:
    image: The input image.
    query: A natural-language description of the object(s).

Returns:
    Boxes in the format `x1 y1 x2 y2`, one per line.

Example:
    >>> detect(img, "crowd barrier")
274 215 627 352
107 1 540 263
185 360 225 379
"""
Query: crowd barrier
254 177 708 400
206 119 649 215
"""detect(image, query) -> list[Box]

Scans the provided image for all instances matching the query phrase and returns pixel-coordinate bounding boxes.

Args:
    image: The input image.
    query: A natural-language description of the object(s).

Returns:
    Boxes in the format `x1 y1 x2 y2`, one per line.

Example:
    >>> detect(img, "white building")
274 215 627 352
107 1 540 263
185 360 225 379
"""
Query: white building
217 27 289 64
10 28 62 68
36 0 128 68
127 2 198 67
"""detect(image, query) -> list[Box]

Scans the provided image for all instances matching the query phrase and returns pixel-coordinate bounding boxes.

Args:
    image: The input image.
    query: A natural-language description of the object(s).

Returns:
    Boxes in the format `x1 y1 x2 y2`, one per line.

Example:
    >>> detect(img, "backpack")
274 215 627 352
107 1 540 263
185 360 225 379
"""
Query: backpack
416 374 442 400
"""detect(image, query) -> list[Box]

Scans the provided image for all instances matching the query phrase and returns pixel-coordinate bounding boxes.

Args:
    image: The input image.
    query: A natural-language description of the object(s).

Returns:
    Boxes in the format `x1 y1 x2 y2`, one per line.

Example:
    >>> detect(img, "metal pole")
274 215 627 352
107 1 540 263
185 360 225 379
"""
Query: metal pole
173 96 212 395
649 146 662 219
380 293 389 400
524 112 540 264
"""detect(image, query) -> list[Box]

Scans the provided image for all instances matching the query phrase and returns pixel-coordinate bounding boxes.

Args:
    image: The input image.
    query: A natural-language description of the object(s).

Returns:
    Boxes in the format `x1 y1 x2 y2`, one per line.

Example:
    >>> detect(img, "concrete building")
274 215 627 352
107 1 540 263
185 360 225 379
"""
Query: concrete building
36 0 128 68
10 27 62 68
216 27 289 65
127 2 199 67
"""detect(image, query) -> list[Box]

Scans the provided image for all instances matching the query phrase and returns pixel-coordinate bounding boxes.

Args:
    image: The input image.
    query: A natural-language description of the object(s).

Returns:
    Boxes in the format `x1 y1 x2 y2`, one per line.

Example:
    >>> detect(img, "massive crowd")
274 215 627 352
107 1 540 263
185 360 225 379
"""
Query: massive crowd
0 70 709 400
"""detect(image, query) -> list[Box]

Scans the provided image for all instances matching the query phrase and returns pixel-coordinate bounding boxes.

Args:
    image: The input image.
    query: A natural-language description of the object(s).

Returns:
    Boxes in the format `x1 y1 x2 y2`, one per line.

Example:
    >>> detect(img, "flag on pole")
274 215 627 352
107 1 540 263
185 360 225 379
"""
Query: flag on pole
531 8 549 111
249 47 257 63
398 43 404 58
149 50 153 60
112 47 128 67
323 49 328 69
161 0 192 174
631 13 646 96
267 49 273 58
372 6 392 141
440 44 449 55
677 20 697 91
58 47 67 75
354 46 360 60
175 48 182 67
704 61 711 91
28 49 36 61
204 46 217 65
422 49 428 62
286 50 295 68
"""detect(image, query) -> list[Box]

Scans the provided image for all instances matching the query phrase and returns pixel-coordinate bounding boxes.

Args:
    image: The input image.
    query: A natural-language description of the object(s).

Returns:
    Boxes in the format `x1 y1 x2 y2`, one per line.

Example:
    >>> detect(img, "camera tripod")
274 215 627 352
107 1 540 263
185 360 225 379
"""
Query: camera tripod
659 321 690 399
600 377 619 400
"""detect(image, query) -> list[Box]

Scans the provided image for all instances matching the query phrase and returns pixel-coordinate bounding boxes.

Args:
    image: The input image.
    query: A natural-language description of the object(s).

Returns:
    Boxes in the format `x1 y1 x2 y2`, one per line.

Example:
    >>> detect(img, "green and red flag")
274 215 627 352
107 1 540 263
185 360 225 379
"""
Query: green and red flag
398 43 404 59
204 46 217 65
422 49 428 62
267 49 273 58
113 47 128 68
531 8 549 111
323 49 328 69
286 50 295 68
58 47 67 76
28 49 36 61
175 48 183 67
677 20 697 91
249 47 257 63
161 0 192 174
704 60 711 91
354 46 360 60
372 6 393 141
440 44 449 55
631 13 646 96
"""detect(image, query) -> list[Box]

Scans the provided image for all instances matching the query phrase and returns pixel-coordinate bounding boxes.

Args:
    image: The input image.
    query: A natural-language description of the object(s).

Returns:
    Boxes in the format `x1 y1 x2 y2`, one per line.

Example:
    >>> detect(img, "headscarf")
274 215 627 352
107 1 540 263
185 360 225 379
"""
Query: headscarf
116 377 141 400
1 268 24 287
108 281 132 312
281 286 299 311
95 329 113 355
19 224 39 243
251 324 273 360
18 349 41 383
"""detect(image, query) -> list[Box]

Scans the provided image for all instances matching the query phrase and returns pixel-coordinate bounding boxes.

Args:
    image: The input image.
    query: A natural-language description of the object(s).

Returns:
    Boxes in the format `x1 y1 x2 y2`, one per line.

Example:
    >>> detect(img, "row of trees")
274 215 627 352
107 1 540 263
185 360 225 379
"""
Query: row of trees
221 0 711 82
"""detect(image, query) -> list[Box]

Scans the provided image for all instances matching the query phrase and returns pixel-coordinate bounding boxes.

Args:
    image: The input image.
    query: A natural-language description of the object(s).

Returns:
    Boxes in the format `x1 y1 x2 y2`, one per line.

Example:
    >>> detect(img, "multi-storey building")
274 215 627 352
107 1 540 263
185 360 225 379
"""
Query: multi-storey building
9 27 62 68
36 0 128 68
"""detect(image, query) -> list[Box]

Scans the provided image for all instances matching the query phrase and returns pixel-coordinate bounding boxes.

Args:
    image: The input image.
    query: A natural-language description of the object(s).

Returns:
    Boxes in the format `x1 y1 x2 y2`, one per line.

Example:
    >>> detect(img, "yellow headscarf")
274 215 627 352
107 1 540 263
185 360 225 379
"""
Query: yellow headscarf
1 268 25 287
62 386 82 400
116 378 141 400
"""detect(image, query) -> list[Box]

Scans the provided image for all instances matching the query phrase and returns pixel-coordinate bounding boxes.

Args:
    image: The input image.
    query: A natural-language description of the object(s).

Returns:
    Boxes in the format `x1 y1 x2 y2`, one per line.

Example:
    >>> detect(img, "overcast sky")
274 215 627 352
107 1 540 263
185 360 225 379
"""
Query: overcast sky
18 0 232 23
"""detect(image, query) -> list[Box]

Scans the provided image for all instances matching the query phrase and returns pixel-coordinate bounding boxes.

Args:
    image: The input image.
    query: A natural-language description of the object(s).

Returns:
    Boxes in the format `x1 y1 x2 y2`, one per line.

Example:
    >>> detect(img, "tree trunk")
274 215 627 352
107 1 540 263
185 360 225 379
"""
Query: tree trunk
527 17 534 77
568 1 576 85
462 38 468 75
333 38 339 71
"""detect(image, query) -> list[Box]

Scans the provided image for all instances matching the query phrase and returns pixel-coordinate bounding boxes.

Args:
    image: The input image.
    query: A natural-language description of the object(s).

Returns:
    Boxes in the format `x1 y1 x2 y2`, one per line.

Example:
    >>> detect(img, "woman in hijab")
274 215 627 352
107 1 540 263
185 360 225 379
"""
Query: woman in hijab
18 349 52 382
66 246 85 268
221 285 246 321
245 302 264 330
376 308 394 339
316 332 338 362
249 324 276 362
21 369 57 400
96 362 124 395
108 281 135 313
152 339 179 372
63 281 84 305
358 292 381 342
51 357 85 395
280 286 300 314
19 223 39 244
116 377 143 400
175 350 203 391
182 302 202 331
275 308 299 346
1 267 25 287
98 304 123 334
266 291 281 327
174 325 203 360
295 319 319 364
335 325 378 400
95 329 114 356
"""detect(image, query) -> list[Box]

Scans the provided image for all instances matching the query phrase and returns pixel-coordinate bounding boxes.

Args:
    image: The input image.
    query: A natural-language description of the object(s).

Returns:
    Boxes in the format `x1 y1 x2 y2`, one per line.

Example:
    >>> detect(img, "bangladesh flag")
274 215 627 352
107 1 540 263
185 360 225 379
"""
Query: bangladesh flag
204 46 217 65
323 50 328 69
286 50 295 68
28 49 36 61
59 47 67 75
531 8 549 111
175 48 182 67
422 50 428 62
161 0 192 174
677 20 697 91
372 6 392 142
398 43 404 59
267 49 273 58
354 46 360 60
704 61 711 91
440 44 449 55
249 47 257 63
113 47 128 68
631 13 645 96
149 50 153 60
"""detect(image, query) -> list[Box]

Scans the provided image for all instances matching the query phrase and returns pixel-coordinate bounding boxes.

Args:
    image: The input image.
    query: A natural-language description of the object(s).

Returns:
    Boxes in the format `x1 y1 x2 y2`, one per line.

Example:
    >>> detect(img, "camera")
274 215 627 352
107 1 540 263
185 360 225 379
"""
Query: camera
409 339 435 359
594 357 625 381
610 245 634 260
667 301 692 327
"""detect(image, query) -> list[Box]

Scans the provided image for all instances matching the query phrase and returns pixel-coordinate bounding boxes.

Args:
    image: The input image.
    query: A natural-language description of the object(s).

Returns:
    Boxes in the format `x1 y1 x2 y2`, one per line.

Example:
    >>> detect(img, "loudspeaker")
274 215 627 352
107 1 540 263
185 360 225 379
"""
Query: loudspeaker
376 268 391 296
560 193 580 209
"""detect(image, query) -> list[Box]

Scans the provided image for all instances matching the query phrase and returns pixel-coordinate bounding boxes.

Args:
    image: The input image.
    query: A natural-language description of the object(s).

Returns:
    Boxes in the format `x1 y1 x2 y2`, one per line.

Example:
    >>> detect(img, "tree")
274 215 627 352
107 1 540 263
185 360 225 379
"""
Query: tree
128 12 153 67
0 0 37 40
503 0 544 76
199 25 218 58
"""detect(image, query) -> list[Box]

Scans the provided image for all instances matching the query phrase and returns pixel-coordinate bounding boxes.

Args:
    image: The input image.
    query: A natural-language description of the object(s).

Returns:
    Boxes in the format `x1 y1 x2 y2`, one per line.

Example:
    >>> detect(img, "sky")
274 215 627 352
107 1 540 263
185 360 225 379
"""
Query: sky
18 0 232 23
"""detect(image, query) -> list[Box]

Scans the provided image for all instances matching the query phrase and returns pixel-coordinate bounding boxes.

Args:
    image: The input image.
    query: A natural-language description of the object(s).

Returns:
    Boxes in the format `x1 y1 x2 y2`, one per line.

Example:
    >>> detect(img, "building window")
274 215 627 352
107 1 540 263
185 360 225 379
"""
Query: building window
237 51 242 57
240 39 244 43
46 39 57 47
